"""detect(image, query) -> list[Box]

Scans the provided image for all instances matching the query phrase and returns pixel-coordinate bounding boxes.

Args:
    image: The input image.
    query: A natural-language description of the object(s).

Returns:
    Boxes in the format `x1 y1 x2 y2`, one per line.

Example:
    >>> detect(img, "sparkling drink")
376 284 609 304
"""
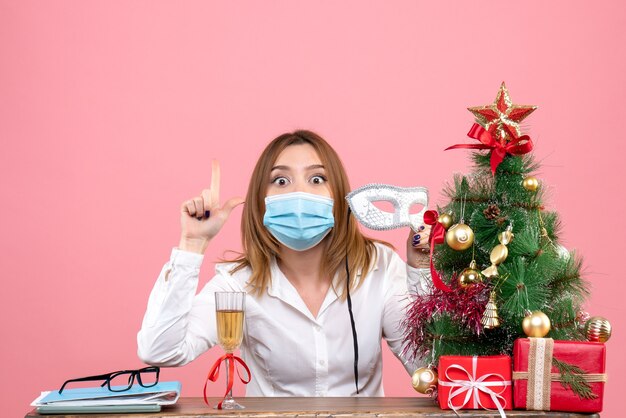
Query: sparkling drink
216 309 244 353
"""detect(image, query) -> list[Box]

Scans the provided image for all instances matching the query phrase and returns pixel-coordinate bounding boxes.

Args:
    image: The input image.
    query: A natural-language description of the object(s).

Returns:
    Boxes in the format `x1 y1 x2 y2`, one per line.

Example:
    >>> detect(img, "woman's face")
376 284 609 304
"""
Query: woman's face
266 144 331 198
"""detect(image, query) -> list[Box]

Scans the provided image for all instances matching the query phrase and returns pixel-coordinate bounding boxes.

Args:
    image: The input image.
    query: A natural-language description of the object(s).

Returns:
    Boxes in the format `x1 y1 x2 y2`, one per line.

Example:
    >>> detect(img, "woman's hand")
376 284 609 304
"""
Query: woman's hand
406 224 432 269
178 160 245 254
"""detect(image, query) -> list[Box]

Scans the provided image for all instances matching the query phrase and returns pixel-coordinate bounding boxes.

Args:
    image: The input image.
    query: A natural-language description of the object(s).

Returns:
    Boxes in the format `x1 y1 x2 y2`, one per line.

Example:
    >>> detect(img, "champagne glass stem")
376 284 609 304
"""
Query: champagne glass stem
224 357 233 403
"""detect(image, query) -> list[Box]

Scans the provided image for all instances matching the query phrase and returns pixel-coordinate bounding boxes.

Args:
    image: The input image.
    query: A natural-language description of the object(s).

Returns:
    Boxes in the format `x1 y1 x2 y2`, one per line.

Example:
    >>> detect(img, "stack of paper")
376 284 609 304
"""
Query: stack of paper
31 381 181 414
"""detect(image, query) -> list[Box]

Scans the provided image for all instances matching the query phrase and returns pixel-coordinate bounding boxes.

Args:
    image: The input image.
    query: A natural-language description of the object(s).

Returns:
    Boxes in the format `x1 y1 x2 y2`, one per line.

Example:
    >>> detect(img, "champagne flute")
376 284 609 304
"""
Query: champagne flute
215 291 245 409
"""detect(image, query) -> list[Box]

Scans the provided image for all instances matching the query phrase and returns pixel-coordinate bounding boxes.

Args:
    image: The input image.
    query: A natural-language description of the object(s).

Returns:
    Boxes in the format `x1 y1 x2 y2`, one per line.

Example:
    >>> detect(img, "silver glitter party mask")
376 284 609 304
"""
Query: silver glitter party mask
346 183 428 232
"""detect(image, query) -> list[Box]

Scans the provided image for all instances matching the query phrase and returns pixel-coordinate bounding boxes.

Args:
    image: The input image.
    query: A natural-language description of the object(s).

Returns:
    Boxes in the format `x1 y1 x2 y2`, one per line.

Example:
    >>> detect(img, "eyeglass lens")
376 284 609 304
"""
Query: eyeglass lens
107 368 158 391
136 368 159 387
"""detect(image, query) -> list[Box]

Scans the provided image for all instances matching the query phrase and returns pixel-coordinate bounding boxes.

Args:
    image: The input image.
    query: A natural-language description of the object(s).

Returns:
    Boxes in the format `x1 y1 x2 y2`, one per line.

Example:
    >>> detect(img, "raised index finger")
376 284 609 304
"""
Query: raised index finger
211 159 220 207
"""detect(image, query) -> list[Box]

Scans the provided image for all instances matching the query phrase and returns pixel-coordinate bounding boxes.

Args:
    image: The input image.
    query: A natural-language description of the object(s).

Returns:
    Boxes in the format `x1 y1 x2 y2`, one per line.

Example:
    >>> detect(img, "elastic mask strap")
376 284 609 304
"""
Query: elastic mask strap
345 207 359 395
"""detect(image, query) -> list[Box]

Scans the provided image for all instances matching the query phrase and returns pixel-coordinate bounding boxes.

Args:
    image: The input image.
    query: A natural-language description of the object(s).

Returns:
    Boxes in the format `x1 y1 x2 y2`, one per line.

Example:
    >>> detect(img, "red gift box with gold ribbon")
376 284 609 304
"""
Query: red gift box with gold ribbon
513 338 606 413
438 355 512 417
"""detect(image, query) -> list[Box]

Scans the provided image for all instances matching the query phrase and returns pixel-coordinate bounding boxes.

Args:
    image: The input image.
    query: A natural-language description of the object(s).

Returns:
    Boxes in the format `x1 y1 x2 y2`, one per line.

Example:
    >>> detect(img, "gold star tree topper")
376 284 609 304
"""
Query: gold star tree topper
468 82 537 144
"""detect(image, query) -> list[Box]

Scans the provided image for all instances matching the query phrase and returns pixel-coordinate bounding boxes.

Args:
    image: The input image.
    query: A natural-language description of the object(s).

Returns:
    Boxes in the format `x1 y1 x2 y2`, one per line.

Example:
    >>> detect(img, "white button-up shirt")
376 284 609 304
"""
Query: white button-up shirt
137 242 431 396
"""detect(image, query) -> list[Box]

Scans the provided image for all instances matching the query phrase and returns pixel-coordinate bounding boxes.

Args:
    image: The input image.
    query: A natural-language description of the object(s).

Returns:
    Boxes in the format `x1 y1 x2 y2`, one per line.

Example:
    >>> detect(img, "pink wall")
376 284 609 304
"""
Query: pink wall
2 1 624 416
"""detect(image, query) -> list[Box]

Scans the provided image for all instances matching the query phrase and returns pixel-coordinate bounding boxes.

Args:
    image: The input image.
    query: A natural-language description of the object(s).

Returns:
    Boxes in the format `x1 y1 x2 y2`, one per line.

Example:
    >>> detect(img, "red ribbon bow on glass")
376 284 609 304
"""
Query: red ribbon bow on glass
445 123 534 175
423 210 452 293
203 353 251 409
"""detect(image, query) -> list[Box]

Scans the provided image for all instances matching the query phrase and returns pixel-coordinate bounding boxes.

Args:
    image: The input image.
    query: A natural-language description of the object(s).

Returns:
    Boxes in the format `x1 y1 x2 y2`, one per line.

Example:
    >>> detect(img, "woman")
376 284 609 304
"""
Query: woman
137 130 432 397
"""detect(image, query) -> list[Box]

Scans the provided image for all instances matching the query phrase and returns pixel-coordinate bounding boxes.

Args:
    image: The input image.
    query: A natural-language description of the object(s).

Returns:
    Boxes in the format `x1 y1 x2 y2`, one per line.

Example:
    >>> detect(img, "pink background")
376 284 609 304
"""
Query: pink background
2 1 624 416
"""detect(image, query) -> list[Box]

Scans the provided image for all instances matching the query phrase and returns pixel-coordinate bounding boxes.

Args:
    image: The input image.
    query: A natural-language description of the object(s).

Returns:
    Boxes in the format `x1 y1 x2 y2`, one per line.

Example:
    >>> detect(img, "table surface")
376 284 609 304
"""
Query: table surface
25 397 601 417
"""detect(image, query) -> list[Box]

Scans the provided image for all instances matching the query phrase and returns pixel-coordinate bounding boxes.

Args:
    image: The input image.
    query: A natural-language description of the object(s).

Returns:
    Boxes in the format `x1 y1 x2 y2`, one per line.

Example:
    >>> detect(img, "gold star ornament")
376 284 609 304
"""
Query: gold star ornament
468 82 537 144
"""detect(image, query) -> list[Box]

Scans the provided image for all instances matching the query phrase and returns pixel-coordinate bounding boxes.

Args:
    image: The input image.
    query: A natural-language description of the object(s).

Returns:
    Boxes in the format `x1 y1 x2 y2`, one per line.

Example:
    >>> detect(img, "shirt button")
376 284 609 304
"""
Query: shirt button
314 325 321 332
319 359 326 366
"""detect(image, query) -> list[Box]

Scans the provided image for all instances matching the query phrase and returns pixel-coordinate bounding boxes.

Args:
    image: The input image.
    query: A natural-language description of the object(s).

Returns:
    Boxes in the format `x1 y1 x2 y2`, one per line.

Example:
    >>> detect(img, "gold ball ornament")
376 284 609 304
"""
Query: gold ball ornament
445 223 474 251
522 176 539 192
585 316 612 343
411 367 438 395
522 311 551 338
458 260 483 288
438 213 454 230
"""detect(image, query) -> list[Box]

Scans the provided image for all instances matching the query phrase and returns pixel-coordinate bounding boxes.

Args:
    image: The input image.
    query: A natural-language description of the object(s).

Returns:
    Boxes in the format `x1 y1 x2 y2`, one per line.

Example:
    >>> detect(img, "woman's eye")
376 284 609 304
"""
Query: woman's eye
311 175 327 185
271 176 289 186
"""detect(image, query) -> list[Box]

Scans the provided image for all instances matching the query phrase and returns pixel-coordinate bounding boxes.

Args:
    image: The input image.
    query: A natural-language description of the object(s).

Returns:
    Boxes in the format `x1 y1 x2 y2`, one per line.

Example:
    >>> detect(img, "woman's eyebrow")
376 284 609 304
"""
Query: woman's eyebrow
306 164 325 170
270 164 325 172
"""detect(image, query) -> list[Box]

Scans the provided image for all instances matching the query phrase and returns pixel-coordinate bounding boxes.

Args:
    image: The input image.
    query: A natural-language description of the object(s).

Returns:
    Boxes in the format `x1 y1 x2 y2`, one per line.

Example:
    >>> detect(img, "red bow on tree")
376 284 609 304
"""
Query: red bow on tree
423 210 452 293
445 123 534 175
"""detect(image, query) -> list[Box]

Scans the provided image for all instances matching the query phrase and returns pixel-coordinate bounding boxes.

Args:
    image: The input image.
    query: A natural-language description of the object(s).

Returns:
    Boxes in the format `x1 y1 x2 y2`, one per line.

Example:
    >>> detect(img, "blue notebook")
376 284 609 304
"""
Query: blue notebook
32 381 181 407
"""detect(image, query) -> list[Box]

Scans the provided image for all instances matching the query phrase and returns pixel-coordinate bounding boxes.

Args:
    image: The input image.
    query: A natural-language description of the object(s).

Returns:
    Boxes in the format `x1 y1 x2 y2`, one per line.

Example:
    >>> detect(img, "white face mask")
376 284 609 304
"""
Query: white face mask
345 184 429 232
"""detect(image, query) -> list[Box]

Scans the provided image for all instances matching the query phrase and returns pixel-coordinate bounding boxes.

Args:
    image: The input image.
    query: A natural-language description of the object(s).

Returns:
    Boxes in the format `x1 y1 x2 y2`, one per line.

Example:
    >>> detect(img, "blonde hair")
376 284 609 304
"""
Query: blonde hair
227 130 391 298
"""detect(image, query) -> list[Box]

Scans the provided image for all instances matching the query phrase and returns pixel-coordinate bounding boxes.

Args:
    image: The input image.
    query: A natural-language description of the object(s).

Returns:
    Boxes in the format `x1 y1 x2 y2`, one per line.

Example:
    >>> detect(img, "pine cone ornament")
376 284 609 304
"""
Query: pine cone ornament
483 204 501 220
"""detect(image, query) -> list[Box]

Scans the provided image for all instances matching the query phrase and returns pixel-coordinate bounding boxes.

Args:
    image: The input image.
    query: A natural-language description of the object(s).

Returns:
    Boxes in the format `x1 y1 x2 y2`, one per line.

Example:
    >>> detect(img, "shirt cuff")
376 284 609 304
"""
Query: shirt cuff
170 247 205 267
406 264 432 296
407 263 429 276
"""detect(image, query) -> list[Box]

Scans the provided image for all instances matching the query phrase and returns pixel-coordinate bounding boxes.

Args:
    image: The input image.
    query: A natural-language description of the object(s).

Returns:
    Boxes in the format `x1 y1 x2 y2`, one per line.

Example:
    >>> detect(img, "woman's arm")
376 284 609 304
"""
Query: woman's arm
136 248 240 366
382 250 427 375
138 161 245 365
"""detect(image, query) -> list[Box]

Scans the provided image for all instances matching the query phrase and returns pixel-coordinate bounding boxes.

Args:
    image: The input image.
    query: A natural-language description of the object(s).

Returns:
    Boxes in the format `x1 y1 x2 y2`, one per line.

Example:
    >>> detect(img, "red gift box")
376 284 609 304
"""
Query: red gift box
513 338 606 413
438 355 512 417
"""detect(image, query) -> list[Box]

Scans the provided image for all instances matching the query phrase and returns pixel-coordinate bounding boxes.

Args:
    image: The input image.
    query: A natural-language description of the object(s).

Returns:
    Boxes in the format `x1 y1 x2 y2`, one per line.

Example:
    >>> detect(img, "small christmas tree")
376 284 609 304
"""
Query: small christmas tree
403 83 590 367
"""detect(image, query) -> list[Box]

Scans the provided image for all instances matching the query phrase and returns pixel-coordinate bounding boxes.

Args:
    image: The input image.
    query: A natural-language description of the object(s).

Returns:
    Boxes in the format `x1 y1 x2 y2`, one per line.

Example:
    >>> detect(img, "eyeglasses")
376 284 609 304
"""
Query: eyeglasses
58 366 160 394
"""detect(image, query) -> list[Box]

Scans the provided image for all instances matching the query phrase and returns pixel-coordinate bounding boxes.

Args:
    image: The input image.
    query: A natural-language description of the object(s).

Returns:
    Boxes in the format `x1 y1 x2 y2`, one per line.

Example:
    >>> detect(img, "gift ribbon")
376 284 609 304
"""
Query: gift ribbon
439 356 511 418
203 353 251 409
526 338 553 410
445 123 534 175
512 372 608 383
423 210 452 293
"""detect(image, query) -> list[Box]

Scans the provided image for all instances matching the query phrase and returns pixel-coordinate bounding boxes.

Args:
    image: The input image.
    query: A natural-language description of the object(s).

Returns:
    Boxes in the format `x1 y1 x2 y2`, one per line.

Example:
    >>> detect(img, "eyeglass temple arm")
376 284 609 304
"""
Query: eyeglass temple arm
59 368 159 393
58 373 114 394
